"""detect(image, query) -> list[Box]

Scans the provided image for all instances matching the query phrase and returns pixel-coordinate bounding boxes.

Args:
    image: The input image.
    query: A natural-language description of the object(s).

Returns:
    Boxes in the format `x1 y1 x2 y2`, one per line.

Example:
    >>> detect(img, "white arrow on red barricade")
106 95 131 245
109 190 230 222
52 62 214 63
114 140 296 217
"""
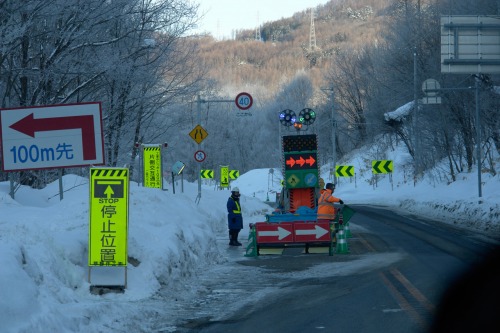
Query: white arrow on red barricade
295 225 329 239
258 227 292 240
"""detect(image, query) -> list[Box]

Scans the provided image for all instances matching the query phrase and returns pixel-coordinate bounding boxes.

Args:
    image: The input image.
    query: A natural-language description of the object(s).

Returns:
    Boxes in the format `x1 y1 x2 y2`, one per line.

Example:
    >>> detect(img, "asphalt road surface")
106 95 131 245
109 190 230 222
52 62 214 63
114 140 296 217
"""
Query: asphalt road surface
150 205 499 333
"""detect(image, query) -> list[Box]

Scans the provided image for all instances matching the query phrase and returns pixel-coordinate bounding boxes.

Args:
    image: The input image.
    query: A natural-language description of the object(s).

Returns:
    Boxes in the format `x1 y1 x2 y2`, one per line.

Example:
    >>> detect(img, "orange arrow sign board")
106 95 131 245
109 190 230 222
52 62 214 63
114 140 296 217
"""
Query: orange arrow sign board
284 153 317 170
305 155 316 166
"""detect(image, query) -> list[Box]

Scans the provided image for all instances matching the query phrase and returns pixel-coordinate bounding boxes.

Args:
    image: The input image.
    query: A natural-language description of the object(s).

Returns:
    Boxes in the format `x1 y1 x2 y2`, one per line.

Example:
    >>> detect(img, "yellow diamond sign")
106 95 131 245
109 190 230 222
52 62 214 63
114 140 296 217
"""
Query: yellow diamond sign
189 124 208 144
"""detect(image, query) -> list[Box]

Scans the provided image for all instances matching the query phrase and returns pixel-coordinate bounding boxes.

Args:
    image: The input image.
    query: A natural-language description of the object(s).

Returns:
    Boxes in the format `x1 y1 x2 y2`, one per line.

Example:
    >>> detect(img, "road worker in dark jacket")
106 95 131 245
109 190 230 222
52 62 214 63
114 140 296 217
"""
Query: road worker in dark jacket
227 187 243 246
317 183 344 223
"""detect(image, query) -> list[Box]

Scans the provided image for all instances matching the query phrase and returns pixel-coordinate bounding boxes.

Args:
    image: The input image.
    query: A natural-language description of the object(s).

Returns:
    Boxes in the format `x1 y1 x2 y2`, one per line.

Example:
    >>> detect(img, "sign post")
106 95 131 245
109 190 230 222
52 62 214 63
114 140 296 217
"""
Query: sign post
193 93 253 202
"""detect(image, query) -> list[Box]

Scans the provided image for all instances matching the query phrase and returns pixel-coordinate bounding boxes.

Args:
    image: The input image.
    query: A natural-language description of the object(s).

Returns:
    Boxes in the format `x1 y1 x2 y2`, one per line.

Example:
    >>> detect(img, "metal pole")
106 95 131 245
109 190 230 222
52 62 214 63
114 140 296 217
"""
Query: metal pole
331 86 337 185
59 168 64 201
171 172 175 194
194 96 239 203
9 173 14 199
413 48 419 176
475 76 482 202
196 94 202 203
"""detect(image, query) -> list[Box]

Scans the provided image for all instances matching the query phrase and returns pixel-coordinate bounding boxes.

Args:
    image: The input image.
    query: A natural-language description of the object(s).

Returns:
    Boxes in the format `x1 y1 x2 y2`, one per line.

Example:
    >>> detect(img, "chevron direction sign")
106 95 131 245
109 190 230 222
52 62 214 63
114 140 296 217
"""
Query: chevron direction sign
372 160 393 174
200 169 214 179
229 170 239 179
335 165 354 177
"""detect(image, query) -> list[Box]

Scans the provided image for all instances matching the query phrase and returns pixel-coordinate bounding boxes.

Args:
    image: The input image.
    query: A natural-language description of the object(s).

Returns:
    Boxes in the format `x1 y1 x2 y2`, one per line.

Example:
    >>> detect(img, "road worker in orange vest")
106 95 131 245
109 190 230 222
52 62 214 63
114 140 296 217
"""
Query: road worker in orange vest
317 183 344 223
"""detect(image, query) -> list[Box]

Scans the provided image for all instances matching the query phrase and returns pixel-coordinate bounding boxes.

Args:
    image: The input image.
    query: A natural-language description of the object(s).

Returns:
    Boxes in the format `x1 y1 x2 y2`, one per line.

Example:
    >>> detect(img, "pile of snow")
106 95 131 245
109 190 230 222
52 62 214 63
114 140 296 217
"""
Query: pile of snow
0 140 499 332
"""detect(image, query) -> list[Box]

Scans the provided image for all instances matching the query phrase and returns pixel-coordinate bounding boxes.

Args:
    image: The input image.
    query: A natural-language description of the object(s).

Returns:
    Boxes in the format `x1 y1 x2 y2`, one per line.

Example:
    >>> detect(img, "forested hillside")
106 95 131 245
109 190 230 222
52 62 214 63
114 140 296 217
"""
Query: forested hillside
197 0 390 100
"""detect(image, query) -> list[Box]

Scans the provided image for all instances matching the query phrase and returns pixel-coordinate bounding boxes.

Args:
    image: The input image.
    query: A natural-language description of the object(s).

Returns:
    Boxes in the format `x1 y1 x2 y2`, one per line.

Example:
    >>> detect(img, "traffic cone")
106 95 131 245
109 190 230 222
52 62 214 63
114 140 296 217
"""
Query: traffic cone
329 222 336 256
335 226 349 254
245 224 258 257
338 211 352 238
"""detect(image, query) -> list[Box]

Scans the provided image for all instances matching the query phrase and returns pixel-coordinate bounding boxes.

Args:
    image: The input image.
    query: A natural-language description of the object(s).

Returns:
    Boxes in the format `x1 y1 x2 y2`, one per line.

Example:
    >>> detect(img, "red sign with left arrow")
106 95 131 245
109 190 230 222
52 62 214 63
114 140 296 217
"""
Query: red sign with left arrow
0 102 105 171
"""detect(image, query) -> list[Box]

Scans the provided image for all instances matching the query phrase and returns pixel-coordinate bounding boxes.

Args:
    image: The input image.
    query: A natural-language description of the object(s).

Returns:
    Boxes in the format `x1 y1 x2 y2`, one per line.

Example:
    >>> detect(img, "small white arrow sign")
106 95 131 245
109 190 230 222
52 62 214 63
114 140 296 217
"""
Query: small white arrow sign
258 227 292 240
295 225 329 239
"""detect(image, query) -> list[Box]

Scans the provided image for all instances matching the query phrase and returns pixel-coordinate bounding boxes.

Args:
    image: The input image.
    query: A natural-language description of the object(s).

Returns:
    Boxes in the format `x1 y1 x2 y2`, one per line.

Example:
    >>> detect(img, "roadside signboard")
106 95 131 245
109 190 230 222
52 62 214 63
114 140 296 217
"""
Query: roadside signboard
235 92 253 110
142 144 162 189
189 124 208 144
0 102 104 171
200 169 214 179
89 168 129 267
229 170 239 179
335 165 355 177
220 165 229 188
282 134 319 189
194 150 206 162
441 15 500 74
255 222 293 243
294 222 330 242
372 160 393 174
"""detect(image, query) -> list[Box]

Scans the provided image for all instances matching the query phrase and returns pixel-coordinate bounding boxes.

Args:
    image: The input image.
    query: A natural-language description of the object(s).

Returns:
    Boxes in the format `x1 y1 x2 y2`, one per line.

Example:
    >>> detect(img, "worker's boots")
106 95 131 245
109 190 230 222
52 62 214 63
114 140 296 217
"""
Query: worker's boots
229 231 241 246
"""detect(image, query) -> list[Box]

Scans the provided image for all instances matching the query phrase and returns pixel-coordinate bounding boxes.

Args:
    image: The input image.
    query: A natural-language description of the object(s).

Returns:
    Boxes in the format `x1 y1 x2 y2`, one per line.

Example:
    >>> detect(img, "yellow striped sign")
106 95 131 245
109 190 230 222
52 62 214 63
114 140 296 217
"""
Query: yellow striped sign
335 165 354 177
89 168 129 267
372 160 393 174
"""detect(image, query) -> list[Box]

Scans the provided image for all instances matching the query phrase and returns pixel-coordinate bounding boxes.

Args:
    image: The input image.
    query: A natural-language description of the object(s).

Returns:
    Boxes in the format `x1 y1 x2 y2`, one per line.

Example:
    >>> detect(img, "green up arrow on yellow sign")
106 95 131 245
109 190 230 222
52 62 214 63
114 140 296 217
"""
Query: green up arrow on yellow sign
372 160 393 174
335 165 355 177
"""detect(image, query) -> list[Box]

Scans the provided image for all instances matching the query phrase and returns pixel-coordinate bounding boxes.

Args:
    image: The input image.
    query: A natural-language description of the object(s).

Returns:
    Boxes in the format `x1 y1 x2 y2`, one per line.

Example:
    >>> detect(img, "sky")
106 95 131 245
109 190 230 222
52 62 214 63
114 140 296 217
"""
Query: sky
193 0 331 39
1 139 499 332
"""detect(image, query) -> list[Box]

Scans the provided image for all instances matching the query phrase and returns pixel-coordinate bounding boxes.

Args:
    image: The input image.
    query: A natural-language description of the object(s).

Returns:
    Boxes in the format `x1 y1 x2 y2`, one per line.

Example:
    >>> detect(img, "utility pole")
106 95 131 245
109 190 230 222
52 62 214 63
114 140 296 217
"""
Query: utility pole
195 94 243 203
413 47 420 177
321 86 337 184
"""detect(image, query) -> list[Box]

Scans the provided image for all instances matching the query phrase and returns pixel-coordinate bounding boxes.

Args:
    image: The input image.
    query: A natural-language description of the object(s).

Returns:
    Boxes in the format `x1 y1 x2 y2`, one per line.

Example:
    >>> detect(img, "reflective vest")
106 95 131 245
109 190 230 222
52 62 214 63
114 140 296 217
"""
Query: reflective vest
230 198 241 214
233 200 241 214
317 189 337 220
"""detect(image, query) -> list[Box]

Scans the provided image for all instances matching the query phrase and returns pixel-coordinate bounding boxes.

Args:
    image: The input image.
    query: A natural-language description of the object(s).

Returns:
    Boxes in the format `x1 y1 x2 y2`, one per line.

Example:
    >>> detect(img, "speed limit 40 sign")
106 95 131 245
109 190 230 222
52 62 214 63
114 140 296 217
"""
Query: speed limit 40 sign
235 92 253 110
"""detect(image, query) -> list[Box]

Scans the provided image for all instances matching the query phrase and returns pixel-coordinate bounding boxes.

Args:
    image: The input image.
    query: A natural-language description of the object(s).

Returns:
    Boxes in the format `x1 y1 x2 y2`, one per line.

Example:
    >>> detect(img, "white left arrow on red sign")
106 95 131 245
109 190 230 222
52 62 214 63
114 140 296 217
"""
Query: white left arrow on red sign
295 225 329 239
258 227 292 240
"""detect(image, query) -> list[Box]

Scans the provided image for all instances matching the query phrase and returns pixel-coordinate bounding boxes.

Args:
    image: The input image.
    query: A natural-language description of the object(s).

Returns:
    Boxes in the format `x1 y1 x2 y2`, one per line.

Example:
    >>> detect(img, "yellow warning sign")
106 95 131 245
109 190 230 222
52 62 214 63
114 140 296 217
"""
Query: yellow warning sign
220 165 229 188
286 174 301 187
143 145 162 189
189 124 208 144
89 168 129 267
